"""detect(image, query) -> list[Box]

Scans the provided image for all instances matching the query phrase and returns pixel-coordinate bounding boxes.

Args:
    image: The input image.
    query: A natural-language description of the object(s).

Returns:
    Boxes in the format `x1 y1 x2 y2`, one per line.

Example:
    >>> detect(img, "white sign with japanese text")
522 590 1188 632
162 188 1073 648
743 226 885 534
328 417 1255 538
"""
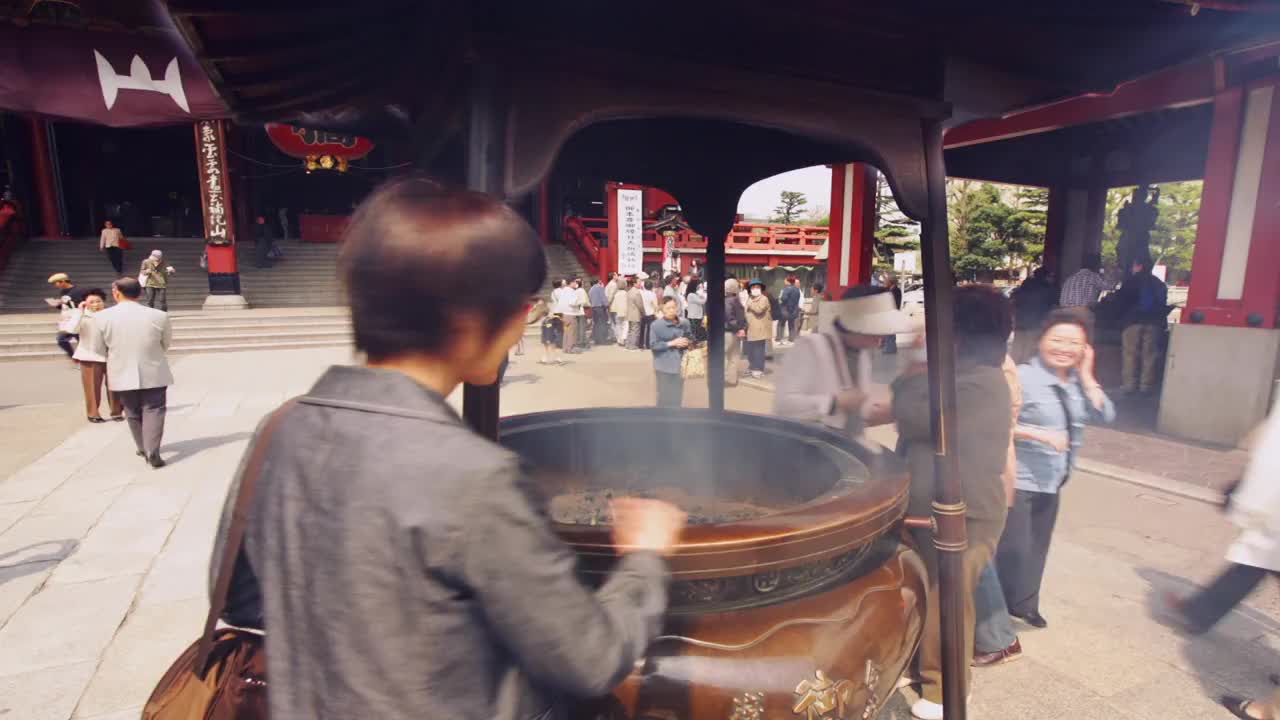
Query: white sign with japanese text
616 188 644 275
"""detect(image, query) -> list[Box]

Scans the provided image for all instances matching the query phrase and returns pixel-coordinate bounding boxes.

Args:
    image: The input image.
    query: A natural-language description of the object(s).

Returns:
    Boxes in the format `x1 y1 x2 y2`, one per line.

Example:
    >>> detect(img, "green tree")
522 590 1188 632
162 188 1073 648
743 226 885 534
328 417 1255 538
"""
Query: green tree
946 181 1044 280
773 191 808 224
873 172 920 272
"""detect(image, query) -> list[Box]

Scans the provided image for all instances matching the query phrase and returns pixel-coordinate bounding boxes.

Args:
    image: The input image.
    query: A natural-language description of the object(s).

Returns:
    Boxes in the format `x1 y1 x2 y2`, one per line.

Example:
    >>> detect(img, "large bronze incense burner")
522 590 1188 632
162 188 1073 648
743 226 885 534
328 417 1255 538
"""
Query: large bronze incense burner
501 408 926 720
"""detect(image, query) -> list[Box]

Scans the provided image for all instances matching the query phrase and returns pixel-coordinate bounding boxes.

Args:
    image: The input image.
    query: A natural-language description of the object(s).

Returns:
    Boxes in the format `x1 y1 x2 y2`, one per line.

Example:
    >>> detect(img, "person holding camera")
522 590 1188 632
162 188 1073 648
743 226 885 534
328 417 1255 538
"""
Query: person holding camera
651 295 693 408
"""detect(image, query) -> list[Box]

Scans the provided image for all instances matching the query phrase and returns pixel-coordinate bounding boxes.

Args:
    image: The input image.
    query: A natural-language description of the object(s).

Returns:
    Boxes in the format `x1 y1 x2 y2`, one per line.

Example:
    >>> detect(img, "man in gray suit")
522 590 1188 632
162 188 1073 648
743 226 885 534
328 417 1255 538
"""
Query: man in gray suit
91 277 173 468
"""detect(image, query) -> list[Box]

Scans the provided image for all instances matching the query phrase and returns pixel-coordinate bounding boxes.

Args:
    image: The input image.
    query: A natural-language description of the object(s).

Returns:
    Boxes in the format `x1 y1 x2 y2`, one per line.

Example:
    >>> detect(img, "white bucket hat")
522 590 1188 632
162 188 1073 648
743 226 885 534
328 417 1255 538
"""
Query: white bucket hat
830 291 920 336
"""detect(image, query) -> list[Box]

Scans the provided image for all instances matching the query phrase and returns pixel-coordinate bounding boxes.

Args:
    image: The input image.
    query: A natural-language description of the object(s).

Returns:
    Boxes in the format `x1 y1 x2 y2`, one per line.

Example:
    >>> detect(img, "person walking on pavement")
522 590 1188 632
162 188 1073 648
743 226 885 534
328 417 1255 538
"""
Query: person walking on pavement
1058 253 1111 309
685 278 707 342
650 296 693 408
1009 267 1057 363
1114 256 1168 395
46 272 90 359
612 277 632 346
640 280 658 350
745 279 772 378
588 278 610 345
90 277 173 468
69 289 124 423
891 285 1013 720
778 275 802 346
626 277 645 350
972 353 1025 668
605 272 619 337
774 286 910 442
574 277 591 350
100 220 126 274
254 214 275 268
724 278 747 386
140 250 176 311
997 310 1115 630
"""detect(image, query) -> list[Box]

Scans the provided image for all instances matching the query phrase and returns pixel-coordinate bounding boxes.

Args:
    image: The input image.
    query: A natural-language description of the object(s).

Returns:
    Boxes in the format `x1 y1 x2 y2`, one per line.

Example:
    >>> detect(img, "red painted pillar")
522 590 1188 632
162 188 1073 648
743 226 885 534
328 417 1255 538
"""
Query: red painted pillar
826 163 876 296
194 120 247 308
27 115 62 238
1185 83 1280 327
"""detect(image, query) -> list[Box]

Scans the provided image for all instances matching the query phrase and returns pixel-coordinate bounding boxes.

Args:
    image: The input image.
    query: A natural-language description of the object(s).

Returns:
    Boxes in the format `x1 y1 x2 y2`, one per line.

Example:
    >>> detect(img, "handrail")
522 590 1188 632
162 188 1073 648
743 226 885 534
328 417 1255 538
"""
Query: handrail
562 215 601 276
569 215 828 256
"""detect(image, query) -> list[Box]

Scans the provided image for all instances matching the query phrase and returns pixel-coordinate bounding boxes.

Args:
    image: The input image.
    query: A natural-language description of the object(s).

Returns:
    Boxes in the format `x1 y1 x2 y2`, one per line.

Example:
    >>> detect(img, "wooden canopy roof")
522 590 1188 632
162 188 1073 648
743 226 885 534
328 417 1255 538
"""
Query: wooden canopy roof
162 0 1280 229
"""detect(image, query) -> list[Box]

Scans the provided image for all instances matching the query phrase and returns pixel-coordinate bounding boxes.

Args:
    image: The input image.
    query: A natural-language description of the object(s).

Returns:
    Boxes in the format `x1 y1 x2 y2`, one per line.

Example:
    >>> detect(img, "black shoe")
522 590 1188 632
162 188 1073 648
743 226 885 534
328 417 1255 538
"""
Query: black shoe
147 453 166 468
136 450 147 459
111 415 125 422
88 416 106 424
1014 611 1048 629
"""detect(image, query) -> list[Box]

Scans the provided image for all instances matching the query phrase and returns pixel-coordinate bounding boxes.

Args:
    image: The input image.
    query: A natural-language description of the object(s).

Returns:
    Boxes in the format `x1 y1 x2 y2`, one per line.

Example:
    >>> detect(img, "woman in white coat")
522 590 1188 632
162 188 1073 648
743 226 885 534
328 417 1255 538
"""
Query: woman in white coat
1172 410 1280 637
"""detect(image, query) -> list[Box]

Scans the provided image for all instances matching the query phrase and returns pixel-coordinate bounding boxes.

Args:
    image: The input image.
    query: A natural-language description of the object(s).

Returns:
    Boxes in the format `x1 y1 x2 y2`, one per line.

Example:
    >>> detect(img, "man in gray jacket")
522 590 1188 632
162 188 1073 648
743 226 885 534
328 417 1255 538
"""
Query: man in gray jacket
213 179 684 720
91 276 173 468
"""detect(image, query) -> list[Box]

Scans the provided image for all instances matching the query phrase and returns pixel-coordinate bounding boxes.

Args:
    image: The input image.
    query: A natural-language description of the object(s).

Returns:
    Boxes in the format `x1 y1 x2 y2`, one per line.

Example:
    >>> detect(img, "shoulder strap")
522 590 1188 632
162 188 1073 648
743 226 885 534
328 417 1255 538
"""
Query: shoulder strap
195 398 297 675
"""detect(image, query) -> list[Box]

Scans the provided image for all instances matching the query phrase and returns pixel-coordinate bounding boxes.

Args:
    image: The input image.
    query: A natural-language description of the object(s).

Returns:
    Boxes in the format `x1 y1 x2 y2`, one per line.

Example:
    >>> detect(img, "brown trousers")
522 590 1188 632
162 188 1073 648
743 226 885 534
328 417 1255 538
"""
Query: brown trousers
912 518 1003 705
562 315 580 351
79 361 122 418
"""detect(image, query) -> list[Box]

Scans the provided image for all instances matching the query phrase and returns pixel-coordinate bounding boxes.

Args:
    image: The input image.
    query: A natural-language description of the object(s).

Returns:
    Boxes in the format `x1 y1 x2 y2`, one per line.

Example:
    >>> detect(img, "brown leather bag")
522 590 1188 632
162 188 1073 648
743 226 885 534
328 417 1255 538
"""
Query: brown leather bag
143 401 295 719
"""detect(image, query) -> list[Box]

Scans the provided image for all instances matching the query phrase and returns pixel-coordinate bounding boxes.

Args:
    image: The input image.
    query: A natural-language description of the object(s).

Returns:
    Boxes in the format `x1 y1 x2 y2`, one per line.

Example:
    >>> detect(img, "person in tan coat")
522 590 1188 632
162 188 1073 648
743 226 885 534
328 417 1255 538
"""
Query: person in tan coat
744 279 772 378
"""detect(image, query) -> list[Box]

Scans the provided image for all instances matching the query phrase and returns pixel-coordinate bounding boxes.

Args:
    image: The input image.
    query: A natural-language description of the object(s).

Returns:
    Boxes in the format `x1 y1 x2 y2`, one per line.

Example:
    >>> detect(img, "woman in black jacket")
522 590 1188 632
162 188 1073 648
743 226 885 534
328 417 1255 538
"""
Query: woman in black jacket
724 278 747 385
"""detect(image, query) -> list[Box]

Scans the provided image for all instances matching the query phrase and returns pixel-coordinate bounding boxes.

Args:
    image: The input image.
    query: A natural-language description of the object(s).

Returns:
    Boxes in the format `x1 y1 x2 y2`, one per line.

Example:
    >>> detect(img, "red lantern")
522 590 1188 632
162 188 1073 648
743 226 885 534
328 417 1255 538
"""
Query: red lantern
265 123 374 173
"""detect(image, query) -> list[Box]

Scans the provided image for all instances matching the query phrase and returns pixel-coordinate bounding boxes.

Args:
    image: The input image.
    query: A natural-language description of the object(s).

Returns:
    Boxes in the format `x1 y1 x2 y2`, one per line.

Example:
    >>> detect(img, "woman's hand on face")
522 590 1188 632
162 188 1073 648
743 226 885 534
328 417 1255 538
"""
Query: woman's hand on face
1078 343 1096 380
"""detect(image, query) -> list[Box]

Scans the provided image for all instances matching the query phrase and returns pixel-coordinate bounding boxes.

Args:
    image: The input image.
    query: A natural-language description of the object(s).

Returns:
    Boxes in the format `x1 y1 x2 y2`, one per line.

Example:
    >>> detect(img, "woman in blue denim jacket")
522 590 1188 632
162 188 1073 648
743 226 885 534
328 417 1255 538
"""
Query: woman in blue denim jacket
995 309 1115 629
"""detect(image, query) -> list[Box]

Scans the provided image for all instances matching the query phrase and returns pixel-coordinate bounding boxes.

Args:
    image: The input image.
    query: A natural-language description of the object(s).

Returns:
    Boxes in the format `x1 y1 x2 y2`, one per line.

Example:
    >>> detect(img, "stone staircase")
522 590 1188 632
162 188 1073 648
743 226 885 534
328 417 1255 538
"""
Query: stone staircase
0 238 576 359
0 307 352 361
540 243 588 298
0 237 344 313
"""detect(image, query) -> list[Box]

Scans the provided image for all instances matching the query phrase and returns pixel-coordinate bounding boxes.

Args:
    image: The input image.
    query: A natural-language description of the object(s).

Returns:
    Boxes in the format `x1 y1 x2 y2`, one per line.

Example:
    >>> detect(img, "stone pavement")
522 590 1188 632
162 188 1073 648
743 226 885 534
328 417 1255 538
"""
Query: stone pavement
0 343 1276 720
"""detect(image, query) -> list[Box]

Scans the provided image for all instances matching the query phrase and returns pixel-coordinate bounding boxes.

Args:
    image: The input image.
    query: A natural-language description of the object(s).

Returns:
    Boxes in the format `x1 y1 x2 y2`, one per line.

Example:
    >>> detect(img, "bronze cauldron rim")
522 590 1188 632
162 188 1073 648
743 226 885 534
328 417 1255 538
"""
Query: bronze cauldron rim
500 408 909 582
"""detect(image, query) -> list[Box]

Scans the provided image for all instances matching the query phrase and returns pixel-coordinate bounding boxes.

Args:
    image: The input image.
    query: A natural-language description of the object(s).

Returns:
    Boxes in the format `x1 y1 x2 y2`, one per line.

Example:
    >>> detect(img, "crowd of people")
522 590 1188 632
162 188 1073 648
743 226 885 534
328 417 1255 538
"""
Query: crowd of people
19 177 1254 720
44 272 174 467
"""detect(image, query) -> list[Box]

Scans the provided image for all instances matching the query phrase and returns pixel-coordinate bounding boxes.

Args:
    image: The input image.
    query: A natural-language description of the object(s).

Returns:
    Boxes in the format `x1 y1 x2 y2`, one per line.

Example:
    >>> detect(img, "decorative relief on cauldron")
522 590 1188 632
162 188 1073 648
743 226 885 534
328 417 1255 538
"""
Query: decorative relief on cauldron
730 692 766 720
860 660 882 719
752 571 781 593
674 578 729 604
793 670 854 720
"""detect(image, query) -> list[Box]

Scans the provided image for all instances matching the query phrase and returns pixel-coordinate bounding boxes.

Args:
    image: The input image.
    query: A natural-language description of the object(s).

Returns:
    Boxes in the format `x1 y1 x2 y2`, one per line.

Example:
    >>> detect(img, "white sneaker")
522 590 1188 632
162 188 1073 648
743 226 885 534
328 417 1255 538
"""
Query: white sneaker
750 371 764 379
910 699 943 720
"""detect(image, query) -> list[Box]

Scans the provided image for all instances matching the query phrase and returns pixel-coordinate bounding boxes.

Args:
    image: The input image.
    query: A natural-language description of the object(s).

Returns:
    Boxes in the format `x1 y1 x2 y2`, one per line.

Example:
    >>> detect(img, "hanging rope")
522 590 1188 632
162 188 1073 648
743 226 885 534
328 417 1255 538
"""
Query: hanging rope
227 148 300 169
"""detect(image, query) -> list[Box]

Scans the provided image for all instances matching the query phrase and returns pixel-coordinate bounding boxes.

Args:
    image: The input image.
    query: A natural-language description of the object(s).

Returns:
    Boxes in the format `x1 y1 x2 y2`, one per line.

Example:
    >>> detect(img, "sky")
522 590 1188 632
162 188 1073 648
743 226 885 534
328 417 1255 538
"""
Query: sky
736 165 831 220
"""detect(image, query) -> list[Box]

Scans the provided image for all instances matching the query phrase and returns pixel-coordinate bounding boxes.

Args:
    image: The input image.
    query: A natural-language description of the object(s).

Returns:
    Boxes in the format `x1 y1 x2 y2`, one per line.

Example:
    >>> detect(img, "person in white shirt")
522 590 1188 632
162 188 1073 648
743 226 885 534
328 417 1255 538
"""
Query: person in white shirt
640 280 658 349
562 278 585 353
99 220 126 274
70 289 123 423
90 277 174 468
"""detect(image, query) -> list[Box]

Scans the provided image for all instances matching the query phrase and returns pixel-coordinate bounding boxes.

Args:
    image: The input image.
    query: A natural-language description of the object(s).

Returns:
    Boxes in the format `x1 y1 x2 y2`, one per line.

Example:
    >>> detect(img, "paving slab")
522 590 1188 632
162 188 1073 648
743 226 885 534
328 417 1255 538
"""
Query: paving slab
0 344 1277 720
0 661 98 720
0 574 139 675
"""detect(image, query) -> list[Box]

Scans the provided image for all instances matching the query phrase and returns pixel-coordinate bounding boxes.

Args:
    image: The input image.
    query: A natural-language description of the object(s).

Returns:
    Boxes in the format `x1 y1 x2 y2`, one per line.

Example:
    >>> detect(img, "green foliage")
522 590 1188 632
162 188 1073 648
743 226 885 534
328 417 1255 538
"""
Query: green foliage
873 173 920 268
946 180 1046 280
1101 182 1201 279
772 191 808 224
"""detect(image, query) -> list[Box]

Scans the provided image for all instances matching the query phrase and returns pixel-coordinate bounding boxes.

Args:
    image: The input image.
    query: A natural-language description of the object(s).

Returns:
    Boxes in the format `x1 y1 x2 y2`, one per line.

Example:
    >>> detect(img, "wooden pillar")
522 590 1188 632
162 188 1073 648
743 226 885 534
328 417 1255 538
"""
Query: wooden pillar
826 163 876 295
462 62 506 439
537 177 551 245
1185 82 1280 328
1041 185 1067 276
705 231 726 411
27 115 63 238
194 120 247 309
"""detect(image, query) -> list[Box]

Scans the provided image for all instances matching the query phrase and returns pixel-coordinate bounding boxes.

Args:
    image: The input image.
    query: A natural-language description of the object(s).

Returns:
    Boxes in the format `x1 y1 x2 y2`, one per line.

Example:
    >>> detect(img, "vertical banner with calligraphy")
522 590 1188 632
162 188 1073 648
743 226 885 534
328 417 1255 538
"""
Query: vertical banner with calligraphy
616 188 644 276
195 119 235 246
